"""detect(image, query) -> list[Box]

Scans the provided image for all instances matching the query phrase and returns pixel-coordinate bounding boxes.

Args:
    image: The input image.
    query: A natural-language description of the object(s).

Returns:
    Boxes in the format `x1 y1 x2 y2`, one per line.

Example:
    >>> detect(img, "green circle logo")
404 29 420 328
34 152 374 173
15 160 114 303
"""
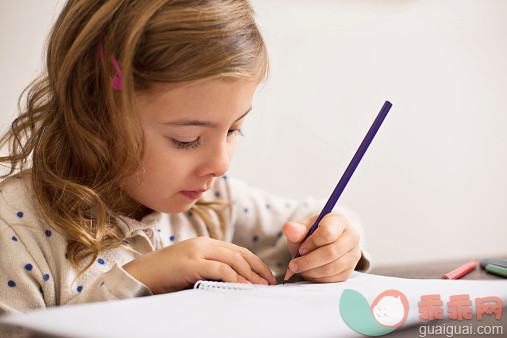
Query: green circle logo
340 289 409 336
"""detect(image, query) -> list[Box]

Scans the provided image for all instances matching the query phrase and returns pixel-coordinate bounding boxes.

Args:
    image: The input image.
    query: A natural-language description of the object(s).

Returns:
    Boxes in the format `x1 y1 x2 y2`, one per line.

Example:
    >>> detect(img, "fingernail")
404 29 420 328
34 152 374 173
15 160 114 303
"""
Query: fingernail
289 261 298 272
299 247 309 255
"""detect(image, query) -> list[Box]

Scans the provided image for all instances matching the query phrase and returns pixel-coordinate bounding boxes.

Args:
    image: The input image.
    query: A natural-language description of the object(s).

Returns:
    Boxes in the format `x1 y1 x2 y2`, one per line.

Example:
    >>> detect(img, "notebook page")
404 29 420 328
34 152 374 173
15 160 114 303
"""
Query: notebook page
1 272 505 338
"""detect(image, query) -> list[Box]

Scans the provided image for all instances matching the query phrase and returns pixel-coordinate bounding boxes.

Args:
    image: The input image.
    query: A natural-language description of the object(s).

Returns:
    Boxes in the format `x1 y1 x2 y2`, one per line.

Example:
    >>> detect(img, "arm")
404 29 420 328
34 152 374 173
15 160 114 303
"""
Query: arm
0 218 152 314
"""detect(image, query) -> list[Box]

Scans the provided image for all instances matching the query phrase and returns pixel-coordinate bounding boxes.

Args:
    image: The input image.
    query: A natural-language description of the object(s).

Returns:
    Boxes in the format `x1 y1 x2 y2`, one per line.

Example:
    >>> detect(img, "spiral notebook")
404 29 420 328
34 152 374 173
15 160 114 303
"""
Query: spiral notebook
194 280 264 290
1 272 506 338
193 279 314 290
193 275 335 290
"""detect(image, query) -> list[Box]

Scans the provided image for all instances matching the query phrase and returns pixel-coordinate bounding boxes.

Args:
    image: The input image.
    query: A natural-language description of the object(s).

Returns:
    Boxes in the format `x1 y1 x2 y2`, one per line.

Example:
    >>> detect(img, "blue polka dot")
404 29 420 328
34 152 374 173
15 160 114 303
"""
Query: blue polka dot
215 191 220 198
8 280 16 287
39 286 43 294
100 282 104 287
265 204 270 209
277 232 283 238
253 235 259 242
222 175 228 180
43 274 50 281
122 240 129 245
97 258 105 265
77 286 83 292
11 236 17 241
25 264 33 271
157 229 161 232
188 211 193 217
17 211 23 218
169 235 175 241
244 208 249 213
65 253 68 259
45 230 52 237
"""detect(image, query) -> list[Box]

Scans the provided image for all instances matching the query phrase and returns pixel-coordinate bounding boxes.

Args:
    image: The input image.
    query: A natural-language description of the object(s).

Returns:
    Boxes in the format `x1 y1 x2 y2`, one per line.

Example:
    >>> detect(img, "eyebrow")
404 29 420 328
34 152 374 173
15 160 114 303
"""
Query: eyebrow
163 107 252 127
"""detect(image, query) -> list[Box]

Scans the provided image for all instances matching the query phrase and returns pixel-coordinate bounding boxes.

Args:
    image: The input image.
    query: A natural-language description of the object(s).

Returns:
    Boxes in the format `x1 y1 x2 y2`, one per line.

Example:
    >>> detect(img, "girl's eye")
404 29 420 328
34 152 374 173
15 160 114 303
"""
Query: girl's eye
227 129 244 137
170 138 200 150
170 129 243 151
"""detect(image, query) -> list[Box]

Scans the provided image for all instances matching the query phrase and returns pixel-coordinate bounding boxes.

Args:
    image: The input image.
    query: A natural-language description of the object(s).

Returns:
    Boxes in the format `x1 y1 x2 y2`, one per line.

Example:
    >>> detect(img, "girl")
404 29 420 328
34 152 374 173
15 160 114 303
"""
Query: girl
0 0 369 314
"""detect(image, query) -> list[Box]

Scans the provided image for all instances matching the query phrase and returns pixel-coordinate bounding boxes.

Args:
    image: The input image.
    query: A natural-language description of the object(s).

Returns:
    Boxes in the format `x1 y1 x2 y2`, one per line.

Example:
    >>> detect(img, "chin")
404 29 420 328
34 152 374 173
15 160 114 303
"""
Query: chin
160 201 196 214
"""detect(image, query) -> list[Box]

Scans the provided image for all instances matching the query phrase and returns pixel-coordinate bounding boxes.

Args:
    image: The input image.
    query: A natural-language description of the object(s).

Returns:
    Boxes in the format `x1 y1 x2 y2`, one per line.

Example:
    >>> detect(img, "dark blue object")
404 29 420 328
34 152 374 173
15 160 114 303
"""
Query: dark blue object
285 101 392 280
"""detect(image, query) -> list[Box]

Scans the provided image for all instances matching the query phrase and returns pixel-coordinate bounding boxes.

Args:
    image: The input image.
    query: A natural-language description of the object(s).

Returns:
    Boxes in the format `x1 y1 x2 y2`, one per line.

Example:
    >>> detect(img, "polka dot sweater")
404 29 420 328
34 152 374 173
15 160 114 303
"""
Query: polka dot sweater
0 174 370 315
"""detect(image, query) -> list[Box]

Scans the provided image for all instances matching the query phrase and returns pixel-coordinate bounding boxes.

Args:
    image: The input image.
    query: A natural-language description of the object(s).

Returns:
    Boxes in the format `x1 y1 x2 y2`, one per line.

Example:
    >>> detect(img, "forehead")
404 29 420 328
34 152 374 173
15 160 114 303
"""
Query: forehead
135 79 258 121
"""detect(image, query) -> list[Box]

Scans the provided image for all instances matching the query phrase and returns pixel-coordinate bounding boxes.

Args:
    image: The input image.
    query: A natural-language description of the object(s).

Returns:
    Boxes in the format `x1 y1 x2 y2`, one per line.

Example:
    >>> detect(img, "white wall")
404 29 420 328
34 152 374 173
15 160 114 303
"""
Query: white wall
1 0 506 266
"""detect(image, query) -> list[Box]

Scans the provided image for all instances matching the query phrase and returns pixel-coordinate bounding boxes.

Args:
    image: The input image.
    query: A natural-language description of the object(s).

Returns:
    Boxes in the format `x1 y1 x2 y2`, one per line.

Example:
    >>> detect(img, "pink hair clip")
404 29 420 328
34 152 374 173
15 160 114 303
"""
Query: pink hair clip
99 37 123 90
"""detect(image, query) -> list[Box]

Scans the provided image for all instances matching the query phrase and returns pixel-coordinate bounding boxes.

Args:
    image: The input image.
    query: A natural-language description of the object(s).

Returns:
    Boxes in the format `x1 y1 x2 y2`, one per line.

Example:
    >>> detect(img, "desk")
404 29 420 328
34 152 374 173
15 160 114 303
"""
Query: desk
370 258 507 338
370 257 506 280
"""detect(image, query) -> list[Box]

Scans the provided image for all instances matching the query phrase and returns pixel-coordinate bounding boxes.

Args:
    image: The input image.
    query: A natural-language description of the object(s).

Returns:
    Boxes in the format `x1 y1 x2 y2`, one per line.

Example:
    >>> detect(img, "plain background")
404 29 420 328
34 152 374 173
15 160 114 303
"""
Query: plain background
0 0 505 267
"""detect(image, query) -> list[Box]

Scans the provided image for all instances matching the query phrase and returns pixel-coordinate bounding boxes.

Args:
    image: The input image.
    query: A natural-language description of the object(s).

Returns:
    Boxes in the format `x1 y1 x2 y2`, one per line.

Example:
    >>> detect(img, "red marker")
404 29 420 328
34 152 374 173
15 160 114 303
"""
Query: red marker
442 260 477 279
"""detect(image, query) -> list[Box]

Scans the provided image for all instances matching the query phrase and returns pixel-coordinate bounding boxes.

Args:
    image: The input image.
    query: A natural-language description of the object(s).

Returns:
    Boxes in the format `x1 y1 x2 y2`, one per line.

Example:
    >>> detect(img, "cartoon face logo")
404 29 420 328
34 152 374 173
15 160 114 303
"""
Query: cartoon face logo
371 290 408 327
340 289 409 336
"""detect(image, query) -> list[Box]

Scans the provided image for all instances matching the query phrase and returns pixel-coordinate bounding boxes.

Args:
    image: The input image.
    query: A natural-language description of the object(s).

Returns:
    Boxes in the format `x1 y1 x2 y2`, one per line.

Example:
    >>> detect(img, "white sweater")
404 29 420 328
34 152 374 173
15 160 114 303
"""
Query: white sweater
0 174 370 315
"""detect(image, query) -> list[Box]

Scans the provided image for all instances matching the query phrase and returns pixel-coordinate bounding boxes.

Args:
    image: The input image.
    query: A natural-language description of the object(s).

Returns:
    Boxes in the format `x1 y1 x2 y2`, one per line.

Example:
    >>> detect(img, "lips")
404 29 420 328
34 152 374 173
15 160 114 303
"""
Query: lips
180 189 207 200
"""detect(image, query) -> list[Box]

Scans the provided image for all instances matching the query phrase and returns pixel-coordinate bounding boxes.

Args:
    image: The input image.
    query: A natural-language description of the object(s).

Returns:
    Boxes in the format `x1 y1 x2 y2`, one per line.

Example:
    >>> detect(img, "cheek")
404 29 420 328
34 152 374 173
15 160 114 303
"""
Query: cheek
142 136 193 180
143 133 201 184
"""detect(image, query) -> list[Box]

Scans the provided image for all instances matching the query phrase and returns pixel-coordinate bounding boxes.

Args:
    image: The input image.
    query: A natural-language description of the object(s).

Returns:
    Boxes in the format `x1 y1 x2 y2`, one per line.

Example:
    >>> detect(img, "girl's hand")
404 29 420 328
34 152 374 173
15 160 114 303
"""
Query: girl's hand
282 212 361 283
123 237 277 294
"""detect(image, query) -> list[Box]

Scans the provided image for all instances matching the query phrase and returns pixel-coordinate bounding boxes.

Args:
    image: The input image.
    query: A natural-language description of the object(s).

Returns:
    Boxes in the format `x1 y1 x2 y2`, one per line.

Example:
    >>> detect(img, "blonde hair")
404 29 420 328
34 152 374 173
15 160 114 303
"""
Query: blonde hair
0 0 268 275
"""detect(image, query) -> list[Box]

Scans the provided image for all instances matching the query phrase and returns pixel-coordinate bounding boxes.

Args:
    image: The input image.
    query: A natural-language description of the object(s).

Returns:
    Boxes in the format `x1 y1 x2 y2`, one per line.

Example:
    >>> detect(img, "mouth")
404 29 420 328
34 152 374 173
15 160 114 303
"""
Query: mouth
179 189 207 200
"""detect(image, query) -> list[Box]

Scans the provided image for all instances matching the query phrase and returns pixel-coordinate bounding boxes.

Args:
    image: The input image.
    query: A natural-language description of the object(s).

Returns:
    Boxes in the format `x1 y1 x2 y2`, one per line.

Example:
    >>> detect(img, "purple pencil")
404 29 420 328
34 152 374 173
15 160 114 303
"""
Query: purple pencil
283 101 393 283
479 258 507 269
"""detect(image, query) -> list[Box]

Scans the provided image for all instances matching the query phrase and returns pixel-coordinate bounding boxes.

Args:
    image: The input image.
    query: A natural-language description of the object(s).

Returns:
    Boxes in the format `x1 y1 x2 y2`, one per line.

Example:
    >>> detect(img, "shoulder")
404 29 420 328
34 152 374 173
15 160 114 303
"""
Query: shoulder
201 174 235 202
201 174 261 206
0 174 64 249
206 174 262 199
0 174 39 224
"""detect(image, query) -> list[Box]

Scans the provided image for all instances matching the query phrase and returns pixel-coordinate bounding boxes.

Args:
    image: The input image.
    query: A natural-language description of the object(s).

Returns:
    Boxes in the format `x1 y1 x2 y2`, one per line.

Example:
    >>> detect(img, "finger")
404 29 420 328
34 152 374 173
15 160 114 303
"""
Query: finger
282 216 317 245
305 267 356 283
289 231 359 274
204 239 276 285
301 248 361 279
202 243 270 285
298 213 348 256
198 260 251 284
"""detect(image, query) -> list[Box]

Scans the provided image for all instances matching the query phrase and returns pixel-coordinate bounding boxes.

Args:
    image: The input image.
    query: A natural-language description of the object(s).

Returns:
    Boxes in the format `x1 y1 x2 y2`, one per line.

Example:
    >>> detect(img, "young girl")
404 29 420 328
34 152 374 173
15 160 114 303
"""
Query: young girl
0 0 369 314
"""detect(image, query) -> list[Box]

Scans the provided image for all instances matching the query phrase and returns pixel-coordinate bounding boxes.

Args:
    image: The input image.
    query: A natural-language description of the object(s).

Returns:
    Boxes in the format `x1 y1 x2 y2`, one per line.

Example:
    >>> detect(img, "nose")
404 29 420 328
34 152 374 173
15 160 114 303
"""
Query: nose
195 140 231 178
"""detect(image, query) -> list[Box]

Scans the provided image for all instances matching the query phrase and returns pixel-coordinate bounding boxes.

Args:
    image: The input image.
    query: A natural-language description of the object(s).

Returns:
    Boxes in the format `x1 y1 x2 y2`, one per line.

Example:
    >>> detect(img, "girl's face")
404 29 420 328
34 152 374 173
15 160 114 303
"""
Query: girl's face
121 79 258 216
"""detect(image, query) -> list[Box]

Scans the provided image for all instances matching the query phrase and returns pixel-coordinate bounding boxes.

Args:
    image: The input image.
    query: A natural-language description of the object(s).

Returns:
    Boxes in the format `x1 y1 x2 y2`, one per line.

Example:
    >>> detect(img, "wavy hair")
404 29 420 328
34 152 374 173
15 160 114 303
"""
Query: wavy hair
0 0 268 275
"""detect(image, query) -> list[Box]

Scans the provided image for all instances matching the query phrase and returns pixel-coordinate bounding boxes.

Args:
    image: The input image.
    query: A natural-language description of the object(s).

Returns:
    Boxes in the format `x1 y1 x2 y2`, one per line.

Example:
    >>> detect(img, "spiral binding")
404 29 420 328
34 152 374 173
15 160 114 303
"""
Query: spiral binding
194 280 258 290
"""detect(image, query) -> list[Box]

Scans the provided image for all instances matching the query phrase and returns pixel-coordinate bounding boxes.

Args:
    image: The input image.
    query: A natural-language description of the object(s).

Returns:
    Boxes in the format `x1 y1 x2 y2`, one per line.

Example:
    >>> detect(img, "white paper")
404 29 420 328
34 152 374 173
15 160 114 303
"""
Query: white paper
1 272 506 338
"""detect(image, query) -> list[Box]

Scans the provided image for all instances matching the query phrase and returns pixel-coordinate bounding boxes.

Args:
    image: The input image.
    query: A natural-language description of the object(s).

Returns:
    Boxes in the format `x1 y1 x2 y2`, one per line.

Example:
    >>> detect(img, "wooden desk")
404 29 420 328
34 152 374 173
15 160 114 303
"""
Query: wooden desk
370 258 506 338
